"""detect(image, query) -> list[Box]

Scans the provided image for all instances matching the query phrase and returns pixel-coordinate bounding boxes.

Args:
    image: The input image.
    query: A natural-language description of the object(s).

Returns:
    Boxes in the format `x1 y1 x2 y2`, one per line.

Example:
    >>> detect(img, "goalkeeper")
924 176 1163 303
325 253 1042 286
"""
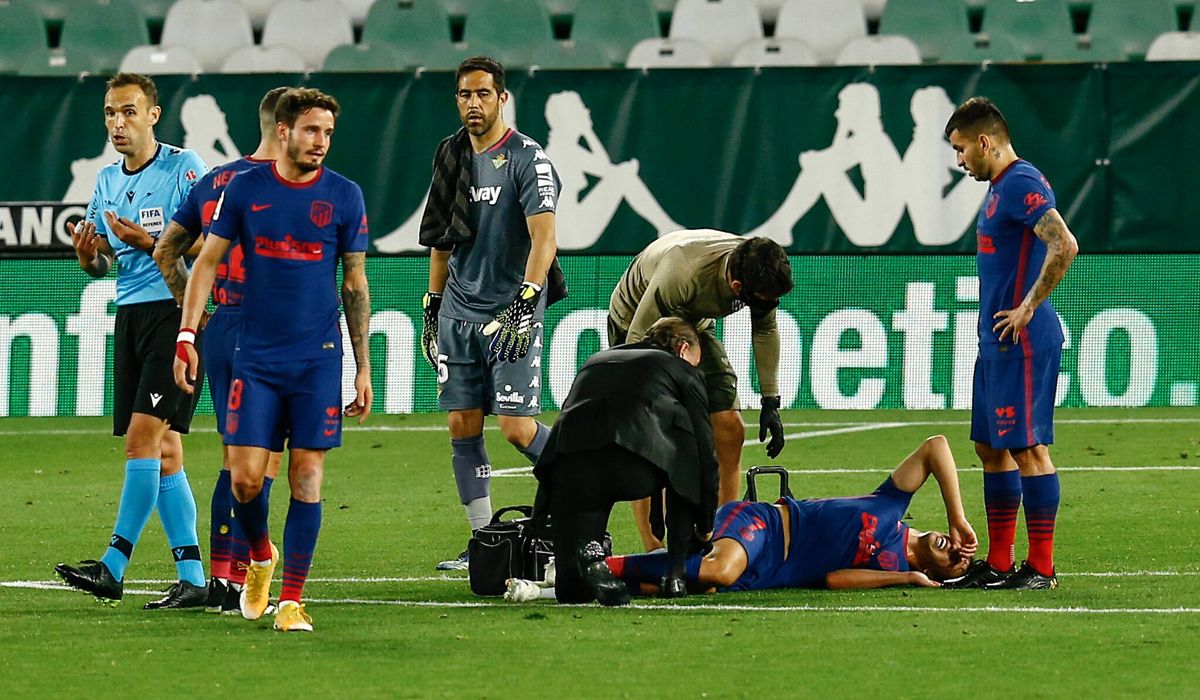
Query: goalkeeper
609 230 793 551
417 57 567 571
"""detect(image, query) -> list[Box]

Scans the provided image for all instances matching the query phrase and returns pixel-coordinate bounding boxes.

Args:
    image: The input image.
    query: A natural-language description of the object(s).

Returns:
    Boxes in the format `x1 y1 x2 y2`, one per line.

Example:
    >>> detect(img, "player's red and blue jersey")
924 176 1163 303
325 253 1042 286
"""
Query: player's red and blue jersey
714 478 913 591
171 156 271 308
208 162 368 361
975 159 1064 360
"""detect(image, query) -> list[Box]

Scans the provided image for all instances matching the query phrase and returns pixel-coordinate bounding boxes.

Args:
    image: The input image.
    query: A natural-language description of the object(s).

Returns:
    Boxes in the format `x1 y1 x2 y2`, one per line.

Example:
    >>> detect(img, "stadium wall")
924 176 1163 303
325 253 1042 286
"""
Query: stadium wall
0 256 1193 416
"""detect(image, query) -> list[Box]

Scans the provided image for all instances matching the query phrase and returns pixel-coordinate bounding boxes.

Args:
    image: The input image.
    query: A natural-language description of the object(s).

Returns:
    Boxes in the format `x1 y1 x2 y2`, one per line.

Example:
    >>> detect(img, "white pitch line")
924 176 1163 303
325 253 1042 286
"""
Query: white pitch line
495 464 1200 478
742 422 907 447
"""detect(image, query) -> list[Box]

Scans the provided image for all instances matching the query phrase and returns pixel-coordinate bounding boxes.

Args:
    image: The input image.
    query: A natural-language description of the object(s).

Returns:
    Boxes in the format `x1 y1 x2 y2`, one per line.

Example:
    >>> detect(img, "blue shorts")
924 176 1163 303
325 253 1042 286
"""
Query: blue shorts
202 305 241 436
224 354 342 452
970 350 1060 449
436 310 545 416
712 501 788 592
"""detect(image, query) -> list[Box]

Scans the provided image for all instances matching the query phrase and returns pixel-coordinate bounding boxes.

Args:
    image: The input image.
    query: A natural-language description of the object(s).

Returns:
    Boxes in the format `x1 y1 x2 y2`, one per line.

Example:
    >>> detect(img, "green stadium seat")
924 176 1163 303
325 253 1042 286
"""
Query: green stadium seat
128 0 173 23
0 2 48 74
541 0 577 18
60 0 151 73
982 0 1077 61
936 32 1025 63
1086 0 1177 60
537 40 612 69
322 42 407 71
461 0 557 68
18 49 101 76
571 0 660 67
879 0 974 62
16 0 73 22
363 0 454 46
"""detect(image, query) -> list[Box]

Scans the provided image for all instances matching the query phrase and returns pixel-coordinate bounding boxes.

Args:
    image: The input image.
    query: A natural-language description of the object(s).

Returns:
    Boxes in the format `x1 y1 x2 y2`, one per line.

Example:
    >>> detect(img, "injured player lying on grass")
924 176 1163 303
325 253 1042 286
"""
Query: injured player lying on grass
505 436 977 604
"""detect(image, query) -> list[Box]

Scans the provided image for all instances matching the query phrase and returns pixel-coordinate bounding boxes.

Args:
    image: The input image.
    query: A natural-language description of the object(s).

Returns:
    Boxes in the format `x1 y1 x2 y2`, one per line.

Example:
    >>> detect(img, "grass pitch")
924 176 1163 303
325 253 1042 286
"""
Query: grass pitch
2 407 1199 698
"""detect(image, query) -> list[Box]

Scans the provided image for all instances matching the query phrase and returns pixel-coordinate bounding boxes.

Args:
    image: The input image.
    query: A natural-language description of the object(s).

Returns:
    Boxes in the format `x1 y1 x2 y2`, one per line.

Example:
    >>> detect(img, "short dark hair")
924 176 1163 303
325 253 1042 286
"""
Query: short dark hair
456 56 505 94
944 96 1010 141
259 86 291 134
106 72 158 107
730 238 793 300
274 88 340 129
644 317 700 356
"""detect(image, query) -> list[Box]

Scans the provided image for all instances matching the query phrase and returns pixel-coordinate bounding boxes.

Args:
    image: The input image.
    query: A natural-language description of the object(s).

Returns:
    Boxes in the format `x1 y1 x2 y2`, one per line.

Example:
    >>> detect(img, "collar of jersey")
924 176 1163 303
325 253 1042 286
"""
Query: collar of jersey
990 158 1025 186
271 161 324 189
121 142 162 176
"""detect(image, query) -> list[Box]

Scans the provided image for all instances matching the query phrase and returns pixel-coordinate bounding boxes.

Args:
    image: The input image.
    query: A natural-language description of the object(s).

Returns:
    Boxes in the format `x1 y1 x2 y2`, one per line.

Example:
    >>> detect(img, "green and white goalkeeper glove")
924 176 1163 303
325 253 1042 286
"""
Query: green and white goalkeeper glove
421 291 442 370
483 282 541 363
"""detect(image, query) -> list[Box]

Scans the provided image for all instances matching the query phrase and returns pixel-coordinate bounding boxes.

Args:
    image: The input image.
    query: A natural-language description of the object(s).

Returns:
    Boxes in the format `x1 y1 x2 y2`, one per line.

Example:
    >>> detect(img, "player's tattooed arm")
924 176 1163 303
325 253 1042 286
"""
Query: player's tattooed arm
154 220 201 306
341 252 372 371
1025 208 1079 310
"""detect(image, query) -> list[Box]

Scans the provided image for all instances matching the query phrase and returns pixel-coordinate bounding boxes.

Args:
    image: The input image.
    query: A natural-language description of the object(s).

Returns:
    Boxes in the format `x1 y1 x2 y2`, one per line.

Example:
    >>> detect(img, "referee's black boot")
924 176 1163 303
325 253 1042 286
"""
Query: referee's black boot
942 559 1013 589
144 581 208 610
659 576 687 599
55 559 123 603
577 541 630 607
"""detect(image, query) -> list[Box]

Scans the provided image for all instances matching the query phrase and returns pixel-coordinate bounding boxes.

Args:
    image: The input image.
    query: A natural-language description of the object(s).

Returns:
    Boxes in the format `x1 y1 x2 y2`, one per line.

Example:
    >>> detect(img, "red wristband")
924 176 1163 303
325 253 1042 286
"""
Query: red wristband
176 328 196 364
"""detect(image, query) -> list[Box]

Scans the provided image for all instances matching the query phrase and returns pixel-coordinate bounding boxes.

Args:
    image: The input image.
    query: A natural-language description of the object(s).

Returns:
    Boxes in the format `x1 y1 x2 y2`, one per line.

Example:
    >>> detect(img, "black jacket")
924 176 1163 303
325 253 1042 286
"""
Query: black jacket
535 342 720 529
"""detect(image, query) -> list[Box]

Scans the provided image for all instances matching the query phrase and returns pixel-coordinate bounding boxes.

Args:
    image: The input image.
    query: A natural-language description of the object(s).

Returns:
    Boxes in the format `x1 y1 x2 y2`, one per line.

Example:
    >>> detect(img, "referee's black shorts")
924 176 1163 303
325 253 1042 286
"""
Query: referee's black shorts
112 300 204 437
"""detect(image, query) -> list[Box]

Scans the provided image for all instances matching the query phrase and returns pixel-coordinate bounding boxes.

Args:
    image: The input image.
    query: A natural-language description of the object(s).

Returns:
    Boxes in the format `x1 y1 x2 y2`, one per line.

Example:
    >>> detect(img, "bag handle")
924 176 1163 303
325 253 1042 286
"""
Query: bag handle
490 505 534 524
743 466 793 502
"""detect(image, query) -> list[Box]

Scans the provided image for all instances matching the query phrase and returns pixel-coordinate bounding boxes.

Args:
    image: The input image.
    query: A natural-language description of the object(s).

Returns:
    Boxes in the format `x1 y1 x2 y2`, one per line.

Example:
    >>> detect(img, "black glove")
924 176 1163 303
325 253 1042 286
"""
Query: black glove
421 292 442 370
484 282 541 363
759 395 784 458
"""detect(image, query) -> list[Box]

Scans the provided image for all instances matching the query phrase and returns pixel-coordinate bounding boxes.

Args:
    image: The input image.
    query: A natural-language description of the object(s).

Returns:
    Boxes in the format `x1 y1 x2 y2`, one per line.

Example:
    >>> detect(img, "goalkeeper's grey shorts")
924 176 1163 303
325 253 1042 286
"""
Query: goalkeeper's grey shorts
435 315 545 416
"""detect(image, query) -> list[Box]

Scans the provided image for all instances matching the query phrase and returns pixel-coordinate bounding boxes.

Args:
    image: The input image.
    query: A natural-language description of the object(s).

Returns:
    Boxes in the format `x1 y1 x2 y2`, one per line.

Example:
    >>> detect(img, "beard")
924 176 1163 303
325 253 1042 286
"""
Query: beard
287 140 322 173
462 106 498 137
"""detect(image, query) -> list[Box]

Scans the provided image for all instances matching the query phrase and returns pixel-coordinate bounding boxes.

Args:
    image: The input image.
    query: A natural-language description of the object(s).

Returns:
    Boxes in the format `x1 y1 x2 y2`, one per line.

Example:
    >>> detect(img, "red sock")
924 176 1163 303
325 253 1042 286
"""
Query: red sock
984 471 1022 571
1022 474 1060 576
606 556 625 578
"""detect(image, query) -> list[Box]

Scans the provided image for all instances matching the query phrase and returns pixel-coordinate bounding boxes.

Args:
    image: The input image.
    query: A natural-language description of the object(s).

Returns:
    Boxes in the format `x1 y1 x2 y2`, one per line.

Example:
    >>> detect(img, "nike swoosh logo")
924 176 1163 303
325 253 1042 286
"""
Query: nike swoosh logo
998 428 1013 436
251 203 272 212
323 429 337 436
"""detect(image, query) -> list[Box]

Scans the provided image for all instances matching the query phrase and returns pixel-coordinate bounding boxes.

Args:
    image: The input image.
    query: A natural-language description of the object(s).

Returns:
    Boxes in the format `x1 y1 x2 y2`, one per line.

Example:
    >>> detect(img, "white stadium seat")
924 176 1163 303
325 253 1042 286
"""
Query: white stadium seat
161 0 254 72
119 45 204 74
1145 32 1200 61
835 34 921 66
337 0 374 24
730 37 819 67
262 0 355 69
669 0 763 65
752 0 786 22
861 0 886 21
235 0 278 28
221 45 308 72
625 37 714 68
776 0 867 64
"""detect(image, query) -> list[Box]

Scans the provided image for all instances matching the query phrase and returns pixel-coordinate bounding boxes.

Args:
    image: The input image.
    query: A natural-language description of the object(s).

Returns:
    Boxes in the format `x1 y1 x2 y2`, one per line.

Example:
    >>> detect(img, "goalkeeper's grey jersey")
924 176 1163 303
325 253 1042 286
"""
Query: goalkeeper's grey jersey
441 128 560 323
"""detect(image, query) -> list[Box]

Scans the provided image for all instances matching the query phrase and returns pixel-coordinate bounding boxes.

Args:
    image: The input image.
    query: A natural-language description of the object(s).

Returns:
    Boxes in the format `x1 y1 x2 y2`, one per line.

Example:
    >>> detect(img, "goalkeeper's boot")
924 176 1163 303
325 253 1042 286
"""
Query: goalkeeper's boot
273 600 313 632
942 559 1013 589
436 550 469 571
55 559 123 604
205 577 228 613
504 578 543 603
240 543 278 620
990 561 1058 590
578 541 630 607
144 580 208 610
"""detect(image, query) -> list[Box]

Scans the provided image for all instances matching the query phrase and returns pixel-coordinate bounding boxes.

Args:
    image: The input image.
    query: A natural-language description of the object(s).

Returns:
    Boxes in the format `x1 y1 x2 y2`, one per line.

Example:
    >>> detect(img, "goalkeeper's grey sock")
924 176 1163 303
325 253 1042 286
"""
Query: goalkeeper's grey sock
518 422 551 464
451 435 492 529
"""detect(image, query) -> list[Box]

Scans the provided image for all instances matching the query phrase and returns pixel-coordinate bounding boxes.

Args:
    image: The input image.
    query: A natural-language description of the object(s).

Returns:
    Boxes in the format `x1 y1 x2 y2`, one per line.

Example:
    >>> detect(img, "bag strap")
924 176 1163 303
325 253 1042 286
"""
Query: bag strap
744 466 793 501
490 505 534 524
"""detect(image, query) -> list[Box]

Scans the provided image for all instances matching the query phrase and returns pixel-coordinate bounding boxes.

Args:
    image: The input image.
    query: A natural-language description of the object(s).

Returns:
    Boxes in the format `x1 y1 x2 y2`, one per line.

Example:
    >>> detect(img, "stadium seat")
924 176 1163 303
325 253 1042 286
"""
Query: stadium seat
17 0 72 23
936 32 1024 63
322 42 406 71
860 0 885 20
262 0 355 69
541 0 577 18
879 0 972 62
236 0 279 28
461 0 557 68
730 37 819 66
339 0 375 24
59 0 151 73
161 0 255 73
570 0 661 67
752 0 786 22
981 0 1076 61
221 45 308 72
775 0 867 64
669 0 764 65
1146 31 1200 59
0 2 48 74
119 45 204 74
625 37 713 67
18 49 99 76
1086 0 1178 60
128 0 174 23
538 41 613 68
363 0 454 56
834 34 920 65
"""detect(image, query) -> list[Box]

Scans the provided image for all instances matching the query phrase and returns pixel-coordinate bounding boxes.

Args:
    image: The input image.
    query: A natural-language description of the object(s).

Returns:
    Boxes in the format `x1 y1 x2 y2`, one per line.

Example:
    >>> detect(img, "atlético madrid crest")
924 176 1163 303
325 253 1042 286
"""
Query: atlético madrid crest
310 200 334 228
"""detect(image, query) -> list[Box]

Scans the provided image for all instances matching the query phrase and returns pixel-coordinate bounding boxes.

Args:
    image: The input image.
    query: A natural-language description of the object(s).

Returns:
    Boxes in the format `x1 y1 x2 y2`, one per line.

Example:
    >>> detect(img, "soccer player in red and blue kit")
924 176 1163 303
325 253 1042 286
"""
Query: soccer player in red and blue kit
153 87 289 614
175 88 373 632
943 97 1078 590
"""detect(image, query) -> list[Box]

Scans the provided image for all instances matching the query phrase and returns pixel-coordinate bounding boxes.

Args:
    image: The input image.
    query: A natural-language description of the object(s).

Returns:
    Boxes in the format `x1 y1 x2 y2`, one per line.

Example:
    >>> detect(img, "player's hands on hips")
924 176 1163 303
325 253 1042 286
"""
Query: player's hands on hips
104 210 155 251
420 292 442 371
344 369 372 424
759 395 785 458
949 518 978 557
483 282 541 363
68 220 101 262
993 303 1034 344
174 328 199 394
909 571 941 588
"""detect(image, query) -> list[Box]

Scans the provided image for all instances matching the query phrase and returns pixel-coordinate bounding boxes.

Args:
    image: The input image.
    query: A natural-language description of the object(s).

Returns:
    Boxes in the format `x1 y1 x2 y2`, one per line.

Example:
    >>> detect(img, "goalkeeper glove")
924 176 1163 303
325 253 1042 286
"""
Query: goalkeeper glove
759 395 785 458
421 292 442 370
483 282 541 363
